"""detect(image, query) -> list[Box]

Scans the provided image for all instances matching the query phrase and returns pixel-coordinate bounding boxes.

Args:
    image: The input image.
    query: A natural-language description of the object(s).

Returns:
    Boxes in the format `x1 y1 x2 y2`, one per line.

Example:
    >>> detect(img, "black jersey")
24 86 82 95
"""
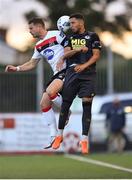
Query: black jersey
65 31 101 75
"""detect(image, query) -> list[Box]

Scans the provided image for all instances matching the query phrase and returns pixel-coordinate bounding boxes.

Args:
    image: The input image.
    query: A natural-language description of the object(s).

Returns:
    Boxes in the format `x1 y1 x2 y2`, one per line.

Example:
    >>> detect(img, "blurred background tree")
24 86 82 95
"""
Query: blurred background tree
35 0 132 35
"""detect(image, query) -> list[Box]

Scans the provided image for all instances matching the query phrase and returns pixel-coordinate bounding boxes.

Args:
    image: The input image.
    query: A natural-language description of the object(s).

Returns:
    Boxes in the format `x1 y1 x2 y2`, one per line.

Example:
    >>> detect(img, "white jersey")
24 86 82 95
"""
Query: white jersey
32 30 67 74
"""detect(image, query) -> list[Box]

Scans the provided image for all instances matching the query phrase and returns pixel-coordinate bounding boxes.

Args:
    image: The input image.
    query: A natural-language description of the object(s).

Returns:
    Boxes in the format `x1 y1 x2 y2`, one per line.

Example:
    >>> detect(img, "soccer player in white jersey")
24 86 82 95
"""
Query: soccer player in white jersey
5 17 69 149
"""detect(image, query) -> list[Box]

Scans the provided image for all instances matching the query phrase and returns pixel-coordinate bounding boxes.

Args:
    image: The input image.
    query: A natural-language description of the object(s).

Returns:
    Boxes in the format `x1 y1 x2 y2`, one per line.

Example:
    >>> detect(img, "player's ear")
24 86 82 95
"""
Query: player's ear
80 20 84 26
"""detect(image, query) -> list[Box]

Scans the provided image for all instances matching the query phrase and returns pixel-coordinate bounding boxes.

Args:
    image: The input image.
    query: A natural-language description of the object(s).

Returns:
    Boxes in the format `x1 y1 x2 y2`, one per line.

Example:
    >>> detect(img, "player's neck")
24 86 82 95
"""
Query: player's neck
79 28 86 34
39 30 48 39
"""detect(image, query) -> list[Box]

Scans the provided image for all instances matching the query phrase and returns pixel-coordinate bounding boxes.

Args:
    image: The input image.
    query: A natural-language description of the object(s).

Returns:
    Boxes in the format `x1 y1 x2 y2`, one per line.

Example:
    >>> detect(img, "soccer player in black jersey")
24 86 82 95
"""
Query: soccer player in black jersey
52 13 102 154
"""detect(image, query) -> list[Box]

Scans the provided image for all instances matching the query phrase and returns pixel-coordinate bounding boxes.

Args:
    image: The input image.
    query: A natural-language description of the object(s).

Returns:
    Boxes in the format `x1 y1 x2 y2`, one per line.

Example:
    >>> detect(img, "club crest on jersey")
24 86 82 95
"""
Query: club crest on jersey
85 35 90 39
64 40 68 47
43 49 54 60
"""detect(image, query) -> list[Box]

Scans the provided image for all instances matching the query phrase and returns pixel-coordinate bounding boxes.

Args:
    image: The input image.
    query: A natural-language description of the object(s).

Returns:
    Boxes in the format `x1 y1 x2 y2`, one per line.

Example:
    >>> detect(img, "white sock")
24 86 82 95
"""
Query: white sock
82 135 88 141
51 94 62 109
57 129 63 136
49 123 57 137
42 106 57 137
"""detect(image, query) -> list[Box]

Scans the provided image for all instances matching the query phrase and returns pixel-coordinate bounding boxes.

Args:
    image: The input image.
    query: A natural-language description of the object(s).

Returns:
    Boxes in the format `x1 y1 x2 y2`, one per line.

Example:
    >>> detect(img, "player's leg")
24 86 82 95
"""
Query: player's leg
52 75 78 149
46 78 63 108
46 69 66 108
41 71 68 148
40 92 57 148
80 96 93 153
46 77 71 125
78 78 96 154
82 97 93 138
52 99 74 149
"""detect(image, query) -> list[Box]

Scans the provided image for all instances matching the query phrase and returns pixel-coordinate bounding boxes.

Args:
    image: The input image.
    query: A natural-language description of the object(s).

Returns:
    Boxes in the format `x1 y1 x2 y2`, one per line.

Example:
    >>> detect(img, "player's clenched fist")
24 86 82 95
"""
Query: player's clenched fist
81 47 88 53
5 65 18 72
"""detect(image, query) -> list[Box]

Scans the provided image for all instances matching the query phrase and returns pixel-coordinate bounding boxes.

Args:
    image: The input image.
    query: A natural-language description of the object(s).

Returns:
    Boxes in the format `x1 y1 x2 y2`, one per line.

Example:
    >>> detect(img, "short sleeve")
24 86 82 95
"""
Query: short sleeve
91 33 102 50
32 47 42 59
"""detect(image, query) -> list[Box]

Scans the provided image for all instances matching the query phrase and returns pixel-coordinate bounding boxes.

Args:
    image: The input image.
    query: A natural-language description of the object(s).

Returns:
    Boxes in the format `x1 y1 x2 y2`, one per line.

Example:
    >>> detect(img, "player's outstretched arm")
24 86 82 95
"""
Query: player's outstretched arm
5 65 18 72
5 58 40 72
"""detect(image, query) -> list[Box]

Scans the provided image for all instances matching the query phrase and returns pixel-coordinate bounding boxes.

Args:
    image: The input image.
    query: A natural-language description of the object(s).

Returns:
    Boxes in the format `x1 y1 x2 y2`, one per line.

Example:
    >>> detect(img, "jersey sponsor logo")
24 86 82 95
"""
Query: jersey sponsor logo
43 49 54 60
71 38 86 49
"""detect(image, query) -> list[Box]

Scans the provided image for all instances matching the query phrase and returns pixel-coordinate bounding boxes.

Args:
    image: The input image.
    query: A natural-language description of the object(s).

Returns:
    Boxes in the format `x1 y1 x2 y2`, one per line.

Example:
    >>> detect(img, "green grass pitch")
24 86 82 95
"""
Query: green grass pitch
0 152 132 179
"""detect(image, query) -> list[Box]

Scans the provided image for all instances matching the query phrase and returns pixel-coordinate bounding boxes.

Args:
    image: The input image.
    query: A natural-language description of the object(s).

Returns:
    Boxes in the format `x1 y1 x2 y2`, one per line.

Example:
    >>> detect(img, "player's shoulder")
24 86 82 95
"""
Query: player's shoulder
35 39 43 46
86 31 99 39
68 33 76 39
48 30 59 34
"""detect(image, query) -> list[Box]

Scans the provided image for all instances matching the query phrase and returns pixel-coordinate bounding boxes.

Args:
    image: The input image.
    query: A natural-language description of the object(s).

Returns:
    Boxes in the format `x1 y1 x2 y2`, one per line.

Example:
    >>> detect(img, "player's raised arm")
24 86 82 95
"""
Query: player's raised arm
5 58 40 72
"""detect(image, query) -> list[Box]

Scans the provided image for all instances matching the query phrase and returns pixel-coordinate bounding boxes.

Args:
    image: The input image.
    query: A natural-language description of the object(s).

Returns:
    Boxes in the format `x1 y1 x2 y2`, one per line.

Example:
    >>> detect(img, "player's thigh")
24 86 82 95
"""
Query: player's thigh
62 78 78 102
46 79 63 96
40 92 51 109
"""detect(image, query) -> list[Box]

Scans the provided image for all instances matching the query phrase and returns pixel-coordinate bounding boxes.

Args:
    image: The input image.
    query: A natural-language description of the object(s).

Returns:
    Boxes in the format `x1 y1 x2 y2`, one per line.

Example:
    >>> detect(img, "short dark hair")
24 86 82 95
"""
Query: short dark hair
28 17 45 27
70 13 84 21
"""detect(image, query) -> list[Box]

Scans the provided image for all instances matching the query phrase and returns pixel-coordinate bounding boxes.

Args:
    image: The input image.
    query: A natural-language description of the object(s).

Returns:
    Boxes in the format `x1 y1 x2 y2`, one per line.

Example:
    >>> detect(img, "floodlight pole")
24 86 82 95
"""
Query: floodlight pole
36 60 44 112
107 46 114 94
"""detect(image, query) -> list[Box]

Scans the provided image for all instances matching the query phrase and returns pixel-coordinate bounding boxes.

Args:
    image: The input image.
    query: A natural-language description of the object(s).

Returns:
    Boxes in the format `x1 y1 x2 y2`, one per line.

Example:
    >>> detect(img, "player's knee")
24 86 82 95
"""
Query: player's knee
46 89 57 98
82 97 93 103
40 101 45 109
82 97 93 117
40 93 51 109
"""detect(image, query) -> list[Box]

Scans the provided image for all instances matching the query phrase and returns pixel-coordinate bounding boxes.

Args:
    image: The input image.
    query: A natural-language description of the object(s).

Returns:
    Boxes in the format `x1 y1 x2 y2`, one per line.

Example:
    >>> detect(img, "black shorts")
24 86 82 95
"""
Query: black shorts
46 68 66 88
62 67 96 102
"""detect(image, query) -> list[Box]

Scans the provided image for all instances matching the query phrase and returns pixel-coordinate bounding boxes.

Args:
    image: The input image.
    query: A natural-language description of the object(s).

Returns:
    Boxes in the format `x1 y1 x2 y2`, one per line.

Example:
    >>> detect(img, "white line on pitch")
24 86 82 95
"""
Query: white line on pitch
65 154 132 173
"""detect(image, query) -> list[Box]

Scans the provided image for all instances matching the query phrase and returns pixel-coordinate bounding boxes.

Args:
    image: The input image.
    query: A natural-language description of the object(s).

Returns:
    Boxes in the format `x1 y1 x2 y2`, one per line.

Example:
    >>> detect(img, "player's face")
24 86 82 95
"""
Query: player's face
70 18 82 33
29 23 41 38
